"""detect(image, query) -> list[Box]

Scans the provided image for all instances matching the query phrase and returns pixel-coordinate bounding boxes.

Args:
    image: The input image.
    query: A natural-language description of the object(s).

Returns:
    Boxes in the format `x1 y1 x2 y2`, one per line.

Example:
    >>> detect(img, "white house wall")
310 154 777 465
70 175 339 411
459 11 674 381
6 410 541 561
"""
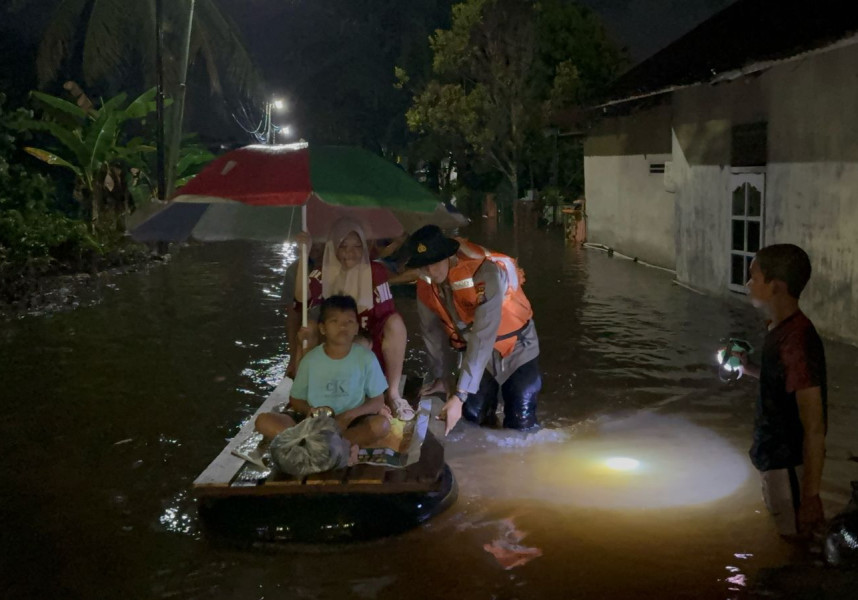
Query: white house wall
671 42 858 344
764 42 858 344
583 105 676 268
671 79 764 292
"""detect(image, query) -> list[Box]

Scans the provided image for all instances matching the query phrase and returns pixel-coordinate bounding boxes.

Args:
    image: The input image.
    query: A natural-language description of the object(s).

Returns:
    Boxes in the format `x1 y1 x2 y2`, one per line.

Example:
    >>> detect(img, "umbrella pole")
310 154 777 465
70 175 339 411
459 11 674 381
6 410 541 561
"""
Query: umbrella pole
301 205 308 345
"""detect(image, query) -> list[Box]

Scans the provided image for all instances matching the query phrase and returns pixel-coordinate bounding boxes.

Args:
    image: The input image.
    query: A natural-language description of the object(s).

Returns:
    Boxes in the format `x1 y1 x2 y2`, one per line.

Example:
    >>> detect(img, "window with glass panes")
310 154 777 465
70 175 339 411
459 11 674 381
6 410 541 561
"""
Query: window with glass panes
729 173 765 292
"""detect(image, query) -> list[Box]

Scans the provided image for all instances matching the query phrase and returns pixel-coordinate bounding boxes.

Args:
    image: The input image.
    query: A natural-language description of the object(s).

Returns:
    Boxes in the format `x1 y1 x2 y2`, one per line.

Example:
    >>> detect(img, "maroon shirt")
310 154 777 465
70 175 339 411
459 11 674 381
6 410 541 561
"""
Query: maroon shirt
750 311 827 471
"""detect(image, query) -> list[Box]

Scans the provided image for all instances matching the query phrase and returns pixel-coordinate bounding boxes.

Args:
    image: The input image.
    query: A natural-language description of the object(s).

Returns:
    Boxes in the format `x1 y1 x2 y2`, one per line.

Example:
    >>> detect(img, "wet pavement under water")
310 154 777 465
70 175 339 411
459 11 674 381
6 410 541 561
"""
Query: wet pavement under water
1 218 857 599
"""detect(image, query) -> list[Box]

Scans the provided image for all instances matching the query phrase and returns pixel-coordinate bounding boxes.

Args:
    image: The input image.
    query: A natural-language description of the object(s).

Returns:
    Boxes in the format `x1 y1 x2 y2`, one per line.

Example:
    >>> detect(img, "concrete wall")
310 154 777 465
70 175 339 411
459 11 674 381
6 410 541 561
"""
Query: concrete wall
764 43 858 345
671 42 858 345
583 103 676 268
670 75 767 292
586 41 858 344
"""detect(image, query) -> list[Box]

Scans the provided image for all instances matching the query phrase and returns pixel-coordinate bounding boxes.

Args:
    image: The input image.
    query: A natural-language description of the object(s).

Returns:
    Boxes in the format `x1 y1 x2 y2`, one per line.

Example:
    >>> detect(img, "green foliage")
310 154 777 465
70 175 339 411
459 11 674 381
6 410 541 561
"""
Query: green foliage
0 94 101 299
128 134 214 207
32 0 261 197
535 0 628 107
14 87 159 230
403 0 625 199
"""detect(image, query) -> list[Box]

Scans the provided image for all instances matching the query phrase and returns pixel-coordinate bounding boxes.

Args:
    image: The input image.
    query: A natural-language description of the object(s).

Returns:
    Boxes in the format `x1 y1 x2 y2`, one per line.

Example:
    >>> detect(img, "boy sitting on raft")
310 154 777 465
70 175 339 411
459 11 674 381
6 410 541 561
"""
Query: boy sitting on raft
255 295 392 463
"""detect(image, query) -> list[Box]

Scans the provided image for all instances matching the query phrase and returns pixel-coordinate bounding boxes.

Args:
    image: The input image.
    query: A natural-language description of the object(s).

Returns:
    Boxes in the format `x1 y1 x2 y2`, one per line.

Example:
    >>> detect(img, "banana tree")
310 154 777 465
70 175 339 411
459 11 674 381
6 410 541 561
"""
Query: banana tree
17 88 159 231
128 134 215 210
32 0 260 197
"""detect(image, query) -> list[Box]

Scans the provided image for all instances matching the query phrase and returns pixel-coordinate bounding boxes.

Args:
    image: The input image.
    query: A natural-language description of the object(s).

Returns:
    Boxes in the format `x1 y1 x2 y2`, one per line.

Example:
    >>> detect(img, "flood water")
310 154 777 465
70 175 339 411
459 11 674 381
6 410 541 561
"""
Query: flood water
1 218 854 599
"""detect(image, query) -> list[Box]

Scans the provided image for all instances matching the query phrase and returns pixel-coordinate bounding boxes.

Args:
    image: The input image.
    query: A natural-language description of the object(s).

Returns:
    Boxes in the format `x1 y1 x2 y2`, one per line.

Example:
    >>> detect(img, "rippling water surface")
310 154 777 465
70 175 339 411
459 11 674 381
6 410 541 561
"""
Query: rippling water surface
1 218 833 599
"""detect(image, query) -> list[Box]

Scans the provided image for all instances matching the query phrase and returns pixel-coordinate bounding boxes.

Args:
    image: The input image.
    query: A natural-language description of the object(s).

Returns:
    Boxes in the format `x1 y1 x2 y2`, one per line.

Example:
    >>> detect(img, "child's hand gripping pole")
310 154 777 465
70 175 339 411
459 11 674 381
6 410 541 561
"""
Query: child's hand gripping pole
300 206 309 349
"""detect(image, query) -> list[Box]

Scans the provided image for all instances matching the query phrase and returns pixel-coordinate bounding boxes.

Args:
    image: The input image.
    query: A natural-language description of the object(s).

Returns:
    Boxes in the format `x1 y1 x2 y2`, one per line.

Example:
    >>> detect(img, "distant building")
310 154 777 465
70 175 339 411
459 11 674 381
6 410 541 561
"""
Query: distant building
583 0 858 344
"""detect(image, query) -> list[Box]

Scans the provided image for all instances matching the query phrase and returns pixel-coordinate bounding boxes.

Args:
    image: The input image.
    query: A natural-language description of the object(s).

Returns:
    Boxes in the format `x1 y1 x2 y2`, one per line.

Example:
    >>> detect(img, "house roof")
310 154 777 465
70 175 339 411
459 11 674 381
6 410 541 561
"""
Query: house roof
603 0 858 106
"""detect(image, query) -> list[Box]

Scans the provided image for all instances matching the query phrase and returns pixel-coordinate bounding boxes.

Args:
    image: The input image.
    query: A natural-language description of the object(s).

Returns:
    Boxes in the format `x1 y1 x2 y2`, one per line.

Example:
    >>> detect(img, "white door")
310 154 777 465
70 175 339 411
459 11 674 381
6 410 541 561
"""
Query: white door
728 172 765 293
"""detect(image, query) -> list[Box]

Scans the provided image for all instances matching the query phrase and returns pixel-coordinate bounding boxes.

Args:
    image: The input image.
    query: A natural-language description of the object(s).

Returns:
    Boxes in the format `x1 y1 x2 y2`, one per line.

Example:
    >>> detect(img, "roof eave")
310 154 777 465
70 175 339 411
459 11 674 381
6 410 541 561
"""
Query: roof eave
596 32 858 110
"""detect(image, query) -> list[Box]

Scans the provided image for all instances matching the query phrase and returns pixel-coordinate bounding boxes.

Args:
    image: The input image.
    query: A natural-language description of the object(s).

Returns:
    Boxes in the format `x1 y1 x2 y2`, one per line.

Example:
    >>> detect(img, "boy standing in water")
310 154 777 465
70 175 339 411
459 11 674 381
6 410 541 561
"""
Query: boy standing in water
740 244 827 538
256 295 391 452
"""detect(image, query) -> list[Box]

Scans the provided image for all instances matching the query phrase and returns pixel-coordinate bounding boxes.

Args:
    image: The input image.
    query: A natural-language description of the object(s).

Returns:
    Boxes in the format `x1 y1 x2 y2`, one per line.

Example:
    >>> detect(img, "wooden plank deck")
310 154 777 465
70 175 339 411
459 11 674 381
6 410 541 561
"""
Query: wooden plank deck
193 377 447 498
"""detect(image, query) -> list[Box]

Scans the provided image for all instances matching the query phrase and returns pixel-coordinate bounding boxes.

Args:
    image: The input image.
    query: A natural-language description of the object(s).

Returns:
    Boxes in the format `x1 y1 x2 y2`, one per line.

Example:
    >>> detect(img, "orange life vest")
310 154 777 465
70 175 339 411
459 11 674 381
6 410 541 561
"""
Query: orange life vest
417 238 533 357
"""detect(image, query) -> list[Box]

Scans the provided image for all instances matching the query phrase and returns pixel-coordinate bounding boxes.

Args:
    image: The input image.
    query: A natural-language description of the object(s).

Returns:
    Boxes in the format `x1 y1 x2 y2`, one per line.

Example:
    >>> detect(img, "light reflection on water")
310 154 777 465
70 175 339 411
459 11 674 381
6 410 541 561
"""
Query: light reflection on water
0 223 804 599
453 412 751 510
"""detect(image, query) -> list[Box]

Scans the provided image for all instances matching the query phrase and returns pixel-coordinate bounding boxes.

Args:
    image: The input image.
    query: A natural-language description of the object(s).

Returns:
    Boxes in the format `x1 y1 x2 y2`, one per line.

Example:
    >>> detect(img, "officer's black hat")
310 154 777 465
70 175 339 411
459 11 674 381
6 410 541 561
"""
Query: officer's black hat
405 225 460 268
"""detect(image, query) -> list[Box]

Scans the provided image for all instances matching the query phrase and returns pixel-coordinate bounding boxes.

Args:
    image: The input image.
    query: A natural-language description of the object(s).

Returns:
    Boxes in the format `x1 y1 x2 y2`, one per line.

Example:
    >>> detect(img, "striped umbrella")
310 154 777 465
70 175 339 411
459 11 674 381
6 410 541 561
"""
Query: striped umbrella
132 143 467 243
131 142 467 328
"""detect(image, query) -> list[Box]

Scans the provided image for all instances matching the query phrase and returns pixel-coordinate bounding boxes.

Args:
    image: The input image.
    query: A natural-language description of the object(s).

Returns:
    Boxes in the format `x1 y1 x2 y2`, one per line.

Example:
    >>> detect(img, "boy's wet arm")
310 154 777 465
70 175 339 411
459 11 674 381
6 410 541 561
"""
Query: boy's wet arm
289 396 311 415
340 393 386 425
796 386 826 498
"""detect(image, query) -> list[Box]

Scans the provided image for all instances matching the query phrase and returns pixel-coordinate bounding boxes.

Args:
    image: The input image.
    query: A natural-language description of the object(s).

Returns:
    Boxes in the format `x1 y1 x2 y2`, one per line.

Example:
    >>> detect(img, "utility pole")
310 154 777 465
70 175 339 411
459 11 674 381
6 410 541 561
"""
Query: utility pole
265 101 273 144
155 0 166 200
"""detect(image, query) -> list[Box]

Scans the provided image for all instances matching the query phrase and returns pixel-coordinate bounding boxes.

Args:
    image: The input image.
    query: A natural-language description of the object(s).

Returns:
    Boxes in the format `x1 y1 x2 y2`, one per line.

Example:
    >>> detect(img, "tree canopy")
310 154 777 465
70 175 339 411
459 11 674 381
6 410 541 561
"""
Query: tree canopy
403 0 626 199
28 0 260 195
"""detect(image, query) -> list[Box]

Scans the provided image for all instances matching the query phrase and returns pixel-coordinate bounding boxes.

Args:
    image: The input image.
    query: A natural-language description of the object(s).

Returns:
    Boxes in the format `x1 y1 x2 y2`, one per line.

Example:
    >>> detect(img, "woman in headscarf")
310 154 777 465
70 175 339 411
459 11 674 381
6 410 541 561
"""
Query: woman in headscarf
295 218 414 420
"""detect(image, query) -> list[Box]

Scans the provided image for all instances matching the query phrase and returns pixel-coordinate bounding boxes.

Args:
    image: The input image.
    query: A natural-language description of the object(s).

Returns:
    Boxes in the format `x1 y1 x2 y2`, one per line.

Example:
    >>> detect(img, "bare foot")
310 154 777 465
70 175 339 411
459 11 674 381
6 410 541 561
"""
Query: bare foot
388 394 416 421
347 444 360 466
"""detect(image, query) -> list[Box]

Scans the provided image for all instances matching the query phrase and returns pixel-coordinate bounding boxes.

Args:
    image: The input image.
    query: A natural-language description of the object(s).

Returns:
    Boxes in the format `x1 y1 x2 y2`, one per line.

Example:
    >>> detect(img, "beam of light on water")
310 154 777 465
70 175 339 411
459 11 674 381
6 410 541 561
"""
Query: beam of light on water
456 411 751 510
605 457 640 471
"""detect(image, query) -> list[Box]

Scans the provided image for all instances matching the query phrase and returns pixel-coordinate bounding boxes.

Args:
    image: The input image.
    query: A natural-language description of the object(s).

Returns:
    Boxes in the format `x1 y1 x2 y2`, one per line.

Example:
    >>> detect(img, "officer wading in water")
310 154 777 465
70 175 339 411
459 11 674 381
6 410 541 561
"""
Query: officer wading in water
407 225 541 435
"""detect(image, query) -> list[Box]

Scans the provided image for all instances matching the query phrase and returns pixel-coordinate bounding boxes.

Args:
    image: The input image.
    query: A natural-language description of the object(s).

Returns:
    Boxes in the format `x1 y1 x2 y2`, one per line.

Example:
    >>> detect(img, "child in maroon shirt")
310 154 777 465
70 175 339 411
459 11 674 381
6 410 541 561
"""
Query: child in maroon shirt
741 244 827 538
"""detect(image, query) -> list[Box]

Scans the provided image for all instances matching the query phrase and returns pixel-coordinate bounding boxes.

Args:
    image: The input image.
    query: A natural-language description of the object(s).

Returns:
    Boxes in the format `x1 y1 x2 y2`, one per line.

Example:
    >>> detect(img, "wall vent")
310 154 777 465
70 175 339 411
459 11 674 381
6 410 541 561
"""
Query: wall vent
649 163 666 174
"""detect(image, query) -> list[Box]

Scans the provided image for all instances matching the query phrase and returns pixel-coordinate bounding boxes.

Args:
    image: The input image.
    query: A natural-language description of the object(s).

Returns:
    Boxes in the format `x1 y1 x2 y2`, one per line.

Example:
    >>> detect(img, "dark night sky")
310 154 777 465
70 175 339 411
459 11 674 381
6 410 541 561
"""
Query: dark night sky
2 0 739 88
218 0 738 75
214 0 738 143
1 0 738 142
578 0 737 61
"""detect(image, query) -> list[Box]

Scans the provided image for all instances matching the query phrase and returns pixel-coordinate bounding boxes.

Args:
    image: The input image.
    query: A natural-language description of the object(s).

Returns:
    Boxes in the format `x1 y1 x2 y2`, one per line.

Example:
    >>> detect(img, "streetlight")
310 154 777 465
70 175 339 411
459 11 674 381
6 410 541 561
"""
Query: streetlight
266 98 286 144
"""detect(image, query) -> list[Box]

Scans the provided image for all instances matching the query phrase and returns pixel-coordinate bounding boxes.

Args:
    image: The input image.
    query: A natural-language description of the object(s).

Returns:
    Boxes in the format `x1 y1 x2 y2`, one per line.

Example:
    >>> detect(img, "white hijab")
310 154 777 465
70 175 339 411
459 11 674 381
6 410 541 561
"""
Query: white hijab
321 218 373 314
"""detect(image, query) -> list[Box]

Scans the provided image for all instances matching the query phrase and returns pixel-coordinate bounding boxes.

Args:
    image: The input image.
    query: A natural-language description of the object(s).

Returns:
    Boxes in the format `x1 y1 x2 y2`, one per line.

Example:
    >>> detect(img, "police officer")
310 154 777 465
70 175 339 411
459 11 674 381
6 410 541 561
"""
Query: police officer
407 225 541 435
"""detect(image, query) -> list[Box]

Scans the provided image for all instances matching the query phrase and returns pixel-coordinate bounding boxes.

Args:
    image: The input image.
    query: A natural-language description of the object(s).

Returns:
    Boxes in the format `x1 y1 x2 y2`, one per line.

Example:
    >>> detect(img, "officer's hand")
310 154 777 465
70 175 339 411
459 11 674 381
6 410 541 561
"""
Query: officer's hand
419 378 447 397
438 394 464 436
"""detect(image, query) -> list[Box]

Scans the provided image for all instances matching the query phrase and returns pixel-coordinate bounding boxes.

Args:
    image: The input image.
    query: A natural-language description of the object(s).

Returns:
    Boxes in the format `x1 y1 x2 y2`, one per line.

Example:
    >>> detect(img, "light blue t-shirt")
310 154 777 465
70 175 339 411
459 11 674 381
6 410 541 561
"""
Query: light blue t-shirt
290 344 388 414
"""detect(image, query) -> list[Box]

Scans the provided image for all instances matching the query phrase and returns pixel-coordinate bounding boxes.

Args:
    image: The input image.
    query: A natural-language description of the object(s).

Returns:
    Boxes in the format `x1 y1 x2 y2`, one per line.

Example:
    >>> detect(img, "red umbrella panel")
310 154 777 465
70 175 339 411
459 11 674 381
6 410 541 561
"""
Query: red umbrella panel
132 144 467 243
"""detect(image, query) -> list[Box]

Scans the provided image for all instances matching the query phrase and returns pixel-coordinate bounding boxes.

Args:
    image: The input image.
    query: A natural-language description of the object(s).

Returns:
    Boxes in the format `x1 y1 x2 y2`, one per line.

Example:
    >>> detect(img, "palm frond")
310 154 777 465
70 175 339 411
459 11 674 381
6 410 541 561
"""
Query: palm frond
87 113 117 172
196 1 261 98
191 26 223 96
37 0 92 88
24 146 83 177
18 119 89 168
124 87 159 119
30 90 88 121
81 0 131 85
139 0 158 86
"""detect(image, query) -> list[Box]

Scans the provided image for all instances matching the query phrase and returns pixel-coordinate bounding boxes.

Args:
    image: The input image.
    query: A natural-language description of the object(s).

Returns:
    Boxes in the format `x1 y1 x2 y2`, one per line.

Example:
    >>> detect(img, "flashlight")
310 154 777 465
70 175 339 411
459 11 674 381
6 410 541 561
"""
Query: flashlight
716 338 753 382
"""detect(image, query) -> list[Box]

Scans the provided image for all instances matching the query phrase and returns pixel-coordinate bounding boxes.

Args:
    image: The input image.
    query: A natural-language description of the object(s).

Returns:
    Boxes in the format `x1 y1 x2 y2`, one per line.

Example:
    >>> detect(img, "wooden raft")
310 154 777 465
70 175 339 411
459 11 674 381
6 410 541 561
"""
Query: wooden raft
193 377 447 498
